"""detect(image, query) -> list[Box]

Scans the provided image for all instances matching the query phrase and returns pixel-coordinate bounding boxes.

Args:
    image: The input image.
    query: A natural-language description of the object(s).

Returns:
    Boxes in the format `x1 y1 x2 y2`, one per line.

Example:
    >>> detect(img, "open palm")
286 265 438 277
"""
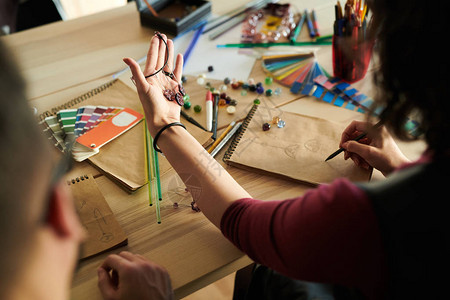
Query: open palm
124 33 184 137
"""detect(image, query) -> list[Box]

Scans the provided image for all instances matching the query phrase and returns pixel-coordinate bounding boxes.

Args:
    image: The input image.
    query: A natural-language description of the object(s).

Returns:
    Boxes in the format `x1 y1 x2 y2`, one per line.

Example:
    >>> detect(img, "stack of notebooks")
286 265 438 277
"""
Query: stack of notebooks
223 105 372 185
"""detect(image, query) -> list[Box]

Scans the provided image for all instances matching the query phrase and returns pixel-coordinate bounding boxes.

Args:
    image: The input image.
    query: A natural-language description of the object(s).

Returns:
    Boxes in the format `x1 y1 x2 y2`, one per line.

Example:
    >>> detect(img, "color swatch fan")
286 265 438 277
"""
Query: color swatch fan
41 106 143 161
262 53 330 95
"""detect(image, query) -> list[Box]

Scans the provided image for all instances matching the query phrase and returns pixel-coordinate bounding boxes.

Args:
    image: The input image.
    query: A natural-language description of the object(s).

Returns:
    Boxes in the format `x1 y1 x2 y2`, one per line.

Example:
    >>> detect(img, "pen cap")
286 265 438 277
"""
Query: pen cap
205 90 213 101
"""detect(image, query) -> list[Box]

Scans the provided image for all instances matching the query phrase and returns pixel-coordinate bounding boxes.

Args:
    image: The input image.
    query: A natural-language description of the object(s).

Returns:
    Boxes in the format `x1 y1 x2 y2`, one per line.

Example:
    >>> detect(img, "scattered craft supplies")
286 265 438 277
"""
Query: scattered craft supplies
42 106 143 162
261 53 421 136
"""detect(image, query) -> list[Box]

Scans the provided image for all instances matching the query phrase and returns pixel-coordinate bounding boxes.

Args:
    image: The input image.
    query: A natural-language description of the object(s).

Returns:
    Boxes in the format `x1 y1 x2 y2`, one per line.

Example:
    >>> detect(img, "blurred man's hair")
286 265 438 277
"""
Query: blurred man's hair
0 40 52 297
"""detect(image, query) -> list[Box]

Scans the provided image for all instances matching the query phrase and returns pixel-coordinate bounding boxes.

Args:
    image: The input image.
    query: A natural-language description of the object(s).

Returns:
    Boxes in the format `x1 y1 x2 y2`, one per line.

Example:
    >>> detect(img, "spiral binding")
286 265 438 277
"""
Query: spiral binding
67 174 90 185
223 104 259 162
38 79 118 121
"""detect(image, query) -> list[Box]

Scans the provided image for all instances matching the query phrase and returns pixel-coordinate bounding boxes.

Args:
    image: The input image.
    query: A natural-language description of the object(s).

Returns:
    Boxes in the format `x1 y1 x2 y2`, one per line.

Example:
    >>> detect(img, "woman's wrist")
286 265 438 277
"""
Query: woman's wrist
153 122 186 153
148 116 180 137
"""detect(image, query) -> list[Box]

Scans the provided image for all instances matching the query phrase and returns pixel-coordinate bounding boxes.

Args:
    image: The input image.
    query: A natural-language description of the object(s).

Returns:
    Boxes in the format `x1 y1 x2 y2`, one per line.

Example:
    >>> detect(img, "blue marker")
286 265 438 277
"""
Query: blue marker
304 9 316 38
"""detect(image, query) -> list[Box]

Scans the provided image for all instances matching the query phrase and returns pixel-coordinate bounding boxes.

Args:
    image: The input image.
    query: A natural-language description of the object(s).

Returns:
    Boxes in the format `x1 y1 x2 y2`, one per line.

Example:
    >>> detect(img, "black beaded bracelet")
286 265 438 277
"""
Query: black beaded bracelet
153 122 186 153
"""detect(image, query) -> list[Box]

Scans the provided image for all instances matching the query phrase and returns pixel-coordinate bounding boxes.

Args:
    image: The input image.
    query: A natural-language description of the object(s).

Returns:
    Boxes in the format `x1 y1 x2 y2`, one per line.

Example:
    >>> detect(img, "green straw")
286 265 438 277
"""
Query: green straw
150 136 161 223
144 119 153 206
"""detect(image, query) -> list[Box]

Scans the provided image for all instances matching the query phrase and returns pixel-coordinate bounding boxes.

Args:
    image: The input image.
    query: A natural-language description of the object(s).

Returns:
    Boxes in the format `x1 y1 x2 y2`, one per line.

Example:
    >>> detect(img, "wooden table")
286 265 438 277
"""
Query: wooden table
1 1 426 299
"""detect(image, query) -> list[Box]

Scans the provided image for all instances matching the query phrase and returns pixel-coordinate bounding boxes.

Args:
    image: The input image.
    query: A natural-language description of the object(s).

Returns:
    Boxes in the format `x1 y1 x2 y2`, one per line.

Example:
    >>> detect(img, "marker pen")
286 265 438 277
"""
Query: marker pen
205 90 213 131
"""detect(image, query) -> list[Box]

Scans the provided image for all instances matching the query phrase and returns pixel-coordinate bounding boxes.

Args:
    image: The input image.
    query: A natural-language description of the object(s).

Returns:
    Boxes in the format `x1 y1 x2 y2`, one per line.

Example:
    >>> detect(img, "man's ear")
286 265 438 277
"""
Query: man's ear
46 180 78 238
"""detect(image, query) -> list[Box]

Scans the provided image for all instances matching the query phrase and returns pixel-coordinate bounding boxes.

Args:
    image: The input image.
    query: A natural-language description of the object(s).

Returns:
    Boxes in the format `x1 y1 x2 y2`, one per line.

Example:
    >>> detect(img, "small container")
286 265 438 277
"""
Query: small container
332 25 374 83
136 0 211 36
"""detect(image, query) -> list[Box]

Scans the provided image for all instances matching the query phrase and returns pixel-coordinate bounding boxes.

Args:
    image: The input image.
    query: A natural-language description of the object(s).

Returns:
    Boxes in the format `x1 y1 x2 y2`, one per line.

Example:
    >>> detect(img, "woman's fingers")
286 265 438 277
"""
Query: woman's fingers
155 33 168 71
174 53 184 83
123 57 149 93
144 34 160 75
164 39 174 74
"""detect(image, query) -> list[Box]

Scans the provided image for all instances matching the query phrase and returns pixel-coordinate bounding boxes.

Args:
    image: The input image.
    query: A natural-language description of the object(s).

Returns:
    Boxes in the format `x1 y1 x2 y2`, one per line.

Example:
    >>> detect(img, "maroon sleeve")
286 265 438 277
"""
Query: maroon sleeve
220 178 387 298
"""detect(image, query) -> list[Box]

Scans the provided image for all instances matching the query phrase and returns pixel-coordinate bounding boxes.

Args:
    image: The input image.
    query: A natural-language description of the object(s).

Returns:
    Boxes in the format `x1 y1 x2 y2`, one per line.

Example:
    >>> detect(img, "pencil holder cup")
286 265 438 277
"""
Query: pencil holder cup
332 32 374 83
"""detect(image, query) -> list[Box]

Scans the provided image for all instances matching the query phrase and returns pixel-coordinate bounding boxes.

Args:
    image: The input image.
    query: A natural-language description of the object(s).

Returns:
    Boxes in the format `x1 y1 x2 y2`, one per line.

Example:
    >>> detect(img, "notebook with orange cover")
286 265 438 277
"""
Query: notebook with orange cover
223 105 372 185
68 174 127 260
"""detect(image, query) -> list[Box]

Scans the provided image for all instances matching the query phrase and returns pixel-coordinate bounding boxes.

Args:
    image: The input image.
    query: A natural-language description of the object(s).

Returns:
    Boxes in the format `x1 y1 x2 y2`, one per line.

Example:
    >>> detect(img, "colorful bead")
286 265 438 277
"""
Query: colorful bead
181 75 187 83
272 116 280 124
229 99 238 106
256 85 264 94
220 92 227 99
249 84 256 92
265 89 273 96
265 76 273 85
218 99 227 106
183 101 191 109
208 65 214 72
253 98 261 105
183 94 190 101
241 90 248 96
231 81 241 89
248 78 255 85
219 84 227 92
274 87 282 95
242 83 249 90
277 120 286 128
227 106 236 114
196 77 205 85
194 105 202 113
262 122 271 131
224 77 231 84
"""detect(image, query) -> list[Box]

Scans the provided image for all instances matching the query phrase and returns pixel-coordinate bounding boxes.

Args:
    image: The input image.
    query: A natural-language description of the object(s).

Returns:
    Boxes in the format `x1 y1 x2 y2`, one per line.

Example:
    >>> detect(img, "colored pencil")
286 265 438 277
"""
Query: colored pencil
208 121 236 153
183 23 206 68
210 122 242 158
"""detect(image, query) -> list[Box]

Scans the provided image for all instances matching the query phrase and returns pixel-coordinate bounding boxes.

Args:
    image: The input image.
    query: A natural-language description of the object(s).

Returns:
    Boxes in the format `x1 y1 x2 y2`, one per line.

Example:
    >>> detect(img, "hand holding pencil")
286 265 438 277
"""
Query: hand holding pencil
334 120 410 177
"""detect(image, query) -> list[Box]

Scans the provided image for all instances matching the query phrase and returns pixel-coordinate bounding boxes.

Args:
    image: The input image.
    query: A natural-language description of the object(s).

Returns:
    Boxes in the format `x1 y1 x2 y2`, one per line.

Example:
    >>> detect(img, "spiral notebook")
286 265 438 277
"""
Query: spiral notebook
68 174 127 260
38 79 213 191
223 105 372 185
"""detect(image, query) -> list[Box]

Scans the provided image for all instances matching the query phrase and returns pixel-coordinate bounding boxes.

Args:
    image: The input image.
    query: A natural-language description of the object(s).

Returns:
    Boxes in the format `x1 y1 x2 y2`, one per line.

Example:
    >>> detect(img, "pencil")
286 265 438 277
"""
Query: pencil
183 23 206 68
208 121 235 153
325 121 382 161
324 131 367 161
210 122 242 158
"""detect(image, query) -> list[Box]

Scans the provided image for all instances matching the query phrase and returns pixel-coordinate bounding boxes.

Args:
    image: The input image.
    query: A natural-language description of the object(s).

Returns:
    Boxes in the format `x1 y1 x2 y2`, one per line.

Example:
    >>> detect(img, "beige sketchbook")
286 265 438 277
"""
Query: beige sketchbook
38 79 213 192
223 105 372 185
68 174 127 260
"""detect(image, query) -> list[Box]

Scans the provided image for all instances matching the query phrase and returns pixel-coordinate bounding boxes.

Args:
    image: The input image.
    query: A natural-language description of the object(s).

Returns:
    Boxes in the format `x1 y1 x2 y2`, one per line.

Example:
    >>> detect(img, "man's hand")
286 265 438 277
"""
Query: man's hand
97 251 174 300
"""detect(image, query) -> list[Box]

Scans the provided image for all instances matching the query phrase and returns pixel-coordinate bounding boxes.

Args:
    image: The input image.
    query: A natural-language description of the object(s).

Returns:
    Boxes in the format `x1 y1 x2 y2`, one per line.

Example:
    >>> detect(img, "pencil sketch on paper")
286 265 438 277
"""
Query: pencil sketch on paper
94 208 114 243
304 139 321 152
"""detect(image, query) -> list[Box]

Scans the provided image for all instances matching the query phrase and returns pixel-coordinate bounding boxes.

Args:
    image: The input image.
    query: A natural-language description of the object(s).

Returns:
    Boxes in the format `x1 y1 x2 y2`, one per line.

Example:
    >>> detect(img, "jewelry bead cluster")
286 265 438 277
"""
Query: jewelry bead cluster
186 74 282 115
263 116 286 131
241 3 297 43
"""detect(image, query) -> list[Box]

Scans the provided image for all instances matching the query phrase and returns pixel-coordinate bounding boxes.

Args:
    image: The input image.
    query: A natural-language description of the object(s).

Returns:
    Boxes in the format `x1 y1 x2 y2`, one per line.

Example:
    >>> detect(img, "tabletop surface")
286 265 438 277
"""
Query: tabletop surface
1 1 426 299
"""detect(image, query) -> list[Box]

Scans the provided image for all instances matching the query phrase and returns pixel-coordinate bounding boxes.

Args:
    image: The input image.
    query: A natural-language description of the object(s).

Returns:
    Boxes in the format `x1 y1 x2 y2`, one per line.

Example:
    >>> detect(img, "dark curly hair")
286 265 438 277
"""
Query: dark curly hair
368 0 449 156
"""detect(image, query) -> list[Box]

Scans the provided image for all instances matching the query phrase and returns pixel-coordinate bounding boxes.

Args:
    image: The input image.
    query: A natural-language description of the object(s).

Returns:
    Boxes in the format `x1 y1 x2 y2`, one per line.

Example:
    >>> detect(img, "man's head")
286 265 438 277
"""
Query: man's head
0 40 84 299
